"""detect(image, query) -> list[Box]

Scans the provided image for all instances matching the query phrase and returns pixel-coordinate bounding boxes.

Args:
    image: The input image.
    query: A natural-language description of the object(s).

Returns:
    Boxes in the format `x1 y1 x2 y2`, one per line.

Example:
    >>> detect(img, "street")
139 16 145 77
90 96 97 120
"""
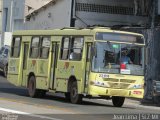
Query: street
0 72 160 120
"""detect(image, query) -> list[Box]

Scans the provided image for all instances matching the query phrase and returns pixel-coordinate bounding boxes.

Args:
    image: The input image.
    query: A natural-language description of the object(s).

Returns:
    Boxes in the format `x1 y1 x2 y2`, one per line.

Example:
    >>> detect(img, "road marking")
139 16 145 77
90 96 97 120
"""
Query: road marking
0 107 29 115
0 107 63 120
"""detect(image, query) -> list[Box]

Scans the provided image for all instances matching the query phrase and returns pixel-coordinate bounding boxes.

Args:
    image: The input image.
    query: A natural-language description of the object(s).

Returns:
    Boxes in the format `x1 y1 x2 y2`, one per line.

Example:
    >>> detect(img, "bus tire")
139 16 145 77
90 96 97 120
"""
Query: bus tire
28 76 38 98
112 96 125 107
70 81 82 104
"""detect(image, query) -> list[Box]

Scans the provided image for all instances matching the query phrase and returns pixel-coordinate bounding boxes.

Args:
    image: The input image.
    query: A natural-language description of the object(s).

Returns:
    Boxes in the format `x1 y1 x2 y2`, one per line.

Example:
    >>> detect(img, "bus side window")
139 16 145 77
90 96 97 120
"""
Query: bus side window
30 37 40 58
60 37 69 60
69 37 84 61
40 37 50 59
11 37 21 58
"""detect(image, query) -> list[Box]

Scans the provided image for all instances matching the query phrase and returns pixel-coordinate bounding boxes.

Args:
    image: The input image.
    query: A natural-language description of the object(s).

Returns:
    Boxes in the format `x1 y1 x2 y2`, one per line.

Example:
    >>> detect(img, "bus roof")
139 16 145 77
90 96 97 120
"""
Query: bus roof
13 27 143 37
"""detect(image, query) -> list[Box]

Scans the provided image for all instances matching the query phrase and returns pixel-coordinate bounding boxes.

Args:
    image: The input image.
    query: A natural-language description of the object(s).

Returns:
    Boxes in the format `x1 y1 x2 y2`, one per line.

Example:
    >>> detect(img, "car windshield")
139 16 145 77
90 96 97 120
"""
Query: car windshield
92 42 144 75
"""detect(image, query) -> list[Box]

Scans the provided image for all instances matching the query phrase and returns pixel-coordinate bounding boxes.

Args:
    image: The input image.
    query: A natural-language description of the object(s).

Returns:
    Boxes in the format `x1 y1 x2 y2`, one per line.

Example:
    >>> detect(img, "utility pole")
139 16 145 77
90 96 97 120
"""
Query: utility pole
9 0 14 32
144 0 159 103
0 0 2 47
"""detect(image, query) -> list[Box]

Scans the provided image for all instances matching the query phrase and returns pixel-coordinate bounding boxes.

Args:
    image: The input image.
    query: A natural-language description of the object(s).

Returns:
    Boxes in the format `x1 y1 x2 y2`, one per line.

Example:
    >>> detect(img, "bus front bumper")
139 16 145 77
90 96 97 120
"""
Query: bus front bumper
89 85 144 99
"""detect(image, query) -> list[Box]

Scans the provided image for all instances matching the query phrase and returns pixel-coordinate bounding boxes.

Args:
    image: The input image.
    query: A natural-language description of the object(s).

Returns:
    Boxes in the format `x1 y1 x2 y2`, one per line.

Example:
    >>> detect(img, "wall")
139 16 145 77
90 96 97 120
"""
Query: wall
1 0 25 47
74 0 148 27
25 0 52 15
25 0 149 30
2 0 25 32
25 0 72 30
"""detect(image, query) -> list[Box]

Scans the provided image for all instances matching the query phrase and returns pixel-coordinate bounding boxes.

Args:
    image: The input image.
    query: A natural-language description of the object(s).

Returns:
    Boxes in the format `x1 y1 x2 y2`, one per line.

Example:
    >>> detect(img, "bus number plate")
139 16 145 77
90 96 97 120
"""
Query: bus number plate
99 74 109 78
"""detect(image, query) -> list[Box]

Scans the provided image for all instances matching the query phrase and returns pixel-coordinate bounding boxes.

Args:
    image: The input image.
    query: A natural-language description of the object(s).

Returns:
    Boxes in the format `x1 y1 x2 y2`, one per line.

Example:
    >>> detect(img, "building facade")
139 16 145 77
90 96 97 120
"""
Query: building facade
25 0 149 30
1 0 51 47
25 0 51 15
1 0 25 46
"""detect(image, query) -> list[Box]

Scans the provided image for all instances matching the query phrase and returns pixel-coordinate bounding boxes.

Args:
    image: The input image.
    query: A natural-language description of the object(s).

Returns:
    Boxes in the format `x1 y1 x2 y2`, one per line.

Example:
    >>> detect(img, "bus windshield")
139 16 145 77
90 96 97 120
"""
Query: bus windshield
92 42 144 75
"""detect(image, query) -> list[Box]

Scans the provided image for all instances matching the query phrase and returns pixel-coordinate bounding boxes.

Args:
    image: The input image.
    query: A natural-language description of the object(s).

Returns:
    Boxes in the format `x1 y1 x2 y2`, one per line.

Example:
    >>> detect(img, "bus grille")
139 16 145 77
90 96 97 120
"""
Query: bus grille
103 78 136 89
108 83 130 89
120 79 136 83
103 78 119 82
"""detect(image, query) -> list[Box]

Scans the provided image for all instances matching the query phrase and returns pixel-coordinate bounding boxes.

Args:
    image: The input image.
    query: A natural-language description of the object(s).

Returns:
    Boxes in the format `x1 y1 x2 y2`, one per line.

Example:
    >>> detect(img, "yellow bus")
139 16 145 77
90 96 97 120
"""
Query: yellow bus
7 27 145 107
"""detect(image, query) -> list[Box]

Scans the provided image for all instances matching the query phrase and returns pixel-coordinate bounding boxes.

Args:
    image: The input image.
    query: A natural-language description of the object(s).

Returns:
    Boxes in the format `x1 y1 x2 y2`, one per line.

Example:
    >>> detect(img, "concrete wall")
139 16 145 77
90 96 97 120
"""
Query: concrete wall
1 0 25 47
75 0 148 27
2 0 25 32
25 0 52 15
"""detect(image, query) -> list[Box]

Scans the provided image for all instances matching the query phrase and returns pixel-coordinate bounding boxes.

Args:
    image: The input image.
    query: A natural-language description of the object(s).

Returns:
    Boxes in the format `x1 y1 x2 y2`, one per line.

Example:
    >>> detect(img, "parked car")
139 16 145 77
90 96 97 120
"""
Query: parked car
0 45 10 77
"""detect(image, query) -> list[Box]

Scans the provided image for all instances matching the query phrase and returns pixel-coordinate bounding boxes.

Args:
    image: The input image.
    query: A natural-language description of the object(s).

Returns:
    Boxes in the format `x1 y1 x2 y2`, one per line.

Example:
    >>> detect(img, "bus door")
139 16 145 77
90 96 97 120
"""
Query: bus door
84 43 92 93
50 42 59 89
22 42 29 86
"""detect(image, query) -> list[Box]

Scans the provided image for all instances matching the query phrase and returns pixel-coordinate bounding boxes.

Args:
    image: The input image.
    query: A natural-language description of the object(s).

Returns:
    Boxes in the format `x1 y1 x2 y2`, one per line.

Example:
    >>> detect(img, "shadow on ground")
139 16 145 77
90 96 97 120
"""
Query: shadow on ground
0 72 135 109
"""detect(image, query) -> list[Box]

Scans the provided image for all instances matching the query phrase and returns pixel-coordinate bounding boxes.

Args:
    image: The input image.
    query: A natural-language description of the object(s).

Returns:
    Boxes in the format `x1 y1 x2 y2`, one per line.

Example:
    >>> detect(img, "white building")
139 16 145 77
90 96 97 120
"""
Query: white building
25 0 51 15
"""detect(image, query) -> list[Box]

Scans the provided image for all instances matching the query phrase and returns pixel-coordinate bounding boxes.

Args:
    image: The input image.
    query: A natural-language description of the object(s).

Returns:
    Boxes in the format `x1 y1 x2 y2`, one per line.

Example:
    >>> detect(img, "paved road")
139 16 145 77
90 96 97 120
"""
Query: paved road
0 72 160 120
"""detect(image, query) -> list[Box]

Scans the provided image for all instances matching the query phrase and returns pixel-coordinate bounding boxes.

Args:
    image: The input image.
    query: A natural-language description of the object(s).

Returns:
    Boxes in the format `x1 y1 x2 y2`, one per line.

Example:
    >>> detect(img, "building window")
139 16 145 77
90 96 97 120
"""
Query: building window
11 37 21 58
30 37 40 58
69 37 84 61
76 3 136 15
40 37 51 59
61 37 70 60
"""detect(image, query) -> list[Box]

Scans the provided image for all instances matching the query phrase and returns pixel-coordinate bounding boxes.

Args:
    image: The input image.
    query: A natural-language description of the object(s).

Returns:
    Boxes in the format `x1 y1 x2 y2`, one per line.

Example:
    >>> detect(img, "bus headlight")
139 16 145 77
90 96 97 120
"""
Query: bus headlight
129 84 144 89
90 80 110 88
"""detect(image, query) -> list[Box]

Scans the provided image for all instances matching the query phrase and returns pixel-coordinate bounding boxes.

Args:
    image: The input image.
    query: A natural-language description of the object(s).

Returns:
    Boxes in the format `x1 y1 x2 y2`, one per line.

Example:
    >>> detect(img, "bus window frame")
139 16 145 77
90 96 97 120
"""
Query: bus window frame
60 36 70 60
10 36 22 58
30 36 41 59
39 36 51 59
69 36 84 61
60 36 84 61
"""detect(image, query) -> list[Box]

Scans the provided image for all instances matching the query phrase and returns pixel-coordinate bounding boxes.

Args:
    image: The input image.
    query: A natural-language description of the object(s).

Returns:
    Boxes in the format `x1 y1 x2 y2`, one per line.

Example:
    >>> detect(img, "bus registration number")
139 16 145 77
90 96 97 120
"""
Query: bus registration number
99 74 109 78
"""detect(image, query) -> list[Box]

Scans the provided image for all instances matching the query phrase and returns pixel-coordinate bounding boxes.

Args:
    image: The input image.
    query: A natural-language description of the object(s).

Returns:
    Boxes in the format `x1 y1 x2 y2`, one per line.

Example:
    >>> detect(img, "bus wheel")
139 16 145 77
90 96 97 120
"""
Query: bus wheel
70 81 82 104
28 76 38 97
3 65 8 77
112 96 125 107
